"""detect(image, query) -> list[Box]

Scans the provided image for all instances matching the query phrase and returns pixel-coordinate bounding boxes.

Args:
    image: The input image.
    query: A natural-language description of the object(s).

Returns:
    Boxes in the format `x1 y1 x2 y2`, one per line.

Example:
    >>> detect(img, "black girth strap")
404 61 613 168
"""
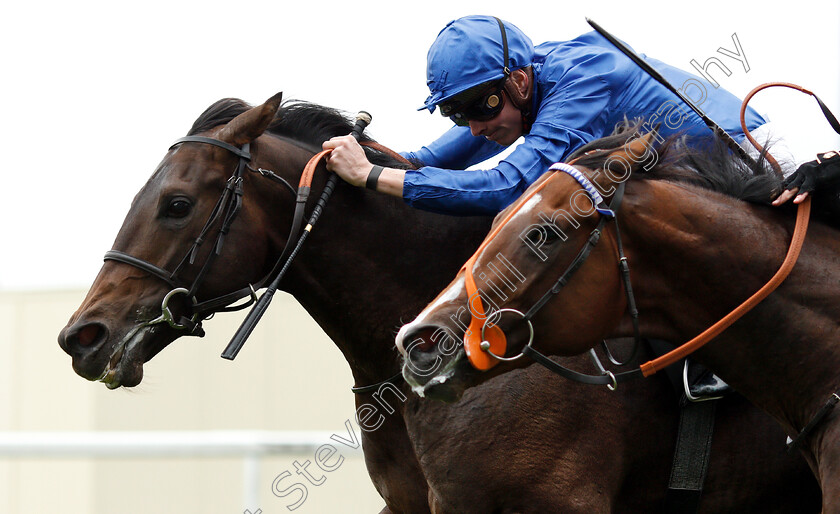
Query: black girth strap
666 398 717 514
643 338 718 514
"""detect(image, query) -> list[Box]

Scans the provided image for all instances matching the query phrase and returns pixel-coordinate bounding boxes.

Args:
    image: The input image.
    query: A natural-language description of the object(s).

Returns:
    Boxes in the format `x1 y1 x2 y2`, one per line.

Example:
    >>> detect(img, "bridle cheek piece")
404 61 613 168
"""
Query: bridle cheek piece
463 161 644 387
103 135 288 337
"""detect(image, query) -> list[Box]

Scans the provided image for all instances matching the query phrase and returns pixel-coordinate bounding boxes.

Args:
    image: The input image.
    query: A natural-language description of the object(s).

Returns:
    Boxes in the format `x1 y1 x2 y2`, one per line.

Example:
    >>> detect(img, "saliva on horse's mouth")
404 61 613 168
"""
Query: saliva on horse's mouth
405 349 465 397
96 324 156 388
411 375 449 398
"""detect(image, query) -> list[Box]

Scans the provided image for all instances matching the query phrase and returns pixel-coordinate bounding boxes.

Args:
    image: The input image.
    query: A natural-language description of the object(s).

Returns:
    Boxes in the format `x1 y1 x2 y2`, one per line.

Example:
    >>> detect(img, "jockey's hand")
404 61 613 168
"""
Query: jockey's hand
773 151 840 205
323 135 372 187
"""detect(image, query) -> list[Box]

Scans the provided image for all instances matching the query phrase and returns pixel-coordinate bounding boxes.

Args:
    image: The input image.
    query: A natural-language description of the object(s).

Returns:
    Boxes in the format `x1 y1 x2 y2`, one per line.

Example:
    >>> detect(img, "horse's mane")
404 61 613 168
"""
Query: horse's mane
187 98 415 169
568 121 840 225
567 120 784 204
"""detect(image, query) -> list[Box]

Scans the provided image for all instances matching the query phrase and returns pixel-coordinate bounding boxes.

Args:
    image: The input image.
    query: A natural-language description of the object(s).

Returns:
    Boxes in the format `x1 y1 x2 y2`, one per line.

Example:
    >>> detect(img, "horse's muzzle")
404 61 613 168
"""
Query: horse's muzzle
58 320 111 381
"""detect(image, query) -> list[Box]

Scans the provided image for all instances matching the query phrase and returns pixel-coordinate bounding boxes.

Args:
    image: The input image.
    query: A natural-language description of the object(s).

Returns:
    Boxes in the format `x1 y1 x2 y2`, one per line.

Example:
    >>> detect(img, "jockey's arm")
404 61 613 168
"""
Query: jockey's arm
322 135 406 197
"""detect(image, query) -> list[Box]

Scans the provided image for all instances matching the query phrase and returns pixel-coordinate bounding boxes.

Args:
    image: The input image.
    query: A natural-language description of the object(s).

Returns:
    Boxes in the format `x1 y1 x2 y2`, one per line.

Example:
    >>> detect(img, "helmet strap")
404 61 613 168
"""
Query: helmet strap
494 17 511 77
493 18 532 132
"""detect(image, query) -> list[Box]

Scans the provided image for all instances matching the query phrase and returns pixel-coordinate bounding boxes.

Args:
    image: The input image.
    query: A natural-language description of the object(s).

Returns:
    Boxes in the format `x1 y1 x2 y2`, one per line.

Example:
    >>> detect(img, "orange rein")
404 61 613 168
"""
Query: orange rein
300 149 332 188
639 83 812 376
299 141 413 190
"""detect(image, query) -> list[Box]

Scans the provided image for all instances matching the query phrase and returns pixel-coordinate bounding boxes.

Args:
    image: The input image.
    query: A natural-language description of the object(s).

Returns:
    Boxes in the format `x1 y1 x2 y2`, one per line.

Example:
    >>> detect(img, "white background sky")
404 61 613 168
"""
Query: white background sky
1 0 838 291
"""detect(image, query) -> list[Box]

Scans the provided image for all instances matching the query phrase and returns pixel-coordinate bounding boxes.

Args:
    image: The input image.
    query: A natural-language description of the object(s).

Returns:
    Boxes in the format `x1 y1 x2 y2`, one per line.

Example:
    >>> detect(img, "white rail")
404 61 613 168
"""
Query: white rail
0 431 363 509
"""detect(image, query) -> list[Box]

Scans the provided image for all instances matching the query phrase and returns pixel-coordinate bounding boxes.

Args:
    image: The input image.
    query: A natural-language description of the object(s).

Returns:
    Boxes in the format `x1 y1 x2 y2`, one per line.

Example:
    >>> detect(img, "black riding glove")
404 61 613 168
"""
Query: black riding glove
783 151 840 195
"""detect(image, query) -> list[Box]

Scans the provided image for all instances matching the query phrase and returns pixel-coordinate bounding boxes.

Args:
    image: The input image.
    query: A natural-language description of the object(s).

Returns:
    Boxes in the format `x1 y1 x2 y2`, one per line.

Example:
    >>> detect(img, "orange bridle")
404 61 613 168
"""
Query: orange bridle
460 171 567 370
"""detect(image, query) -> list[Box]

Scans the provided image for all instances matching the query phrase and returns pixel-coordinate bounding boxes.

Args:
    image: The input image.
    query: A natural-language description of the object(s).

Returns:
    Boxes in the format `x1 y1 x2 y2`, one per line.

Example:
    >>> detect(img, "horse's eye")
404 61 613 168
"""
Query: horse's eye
166 198 192 219
541 224 563 243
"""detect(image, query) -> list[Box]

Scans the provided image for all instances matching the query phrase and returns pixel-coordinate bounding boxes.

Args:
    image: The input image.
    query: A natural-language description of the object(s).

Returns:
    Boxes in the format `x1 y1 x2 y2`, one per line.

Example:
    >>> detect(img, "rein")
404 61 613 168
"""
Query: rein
639 198 810 376
640 81 837 376
461 150 807 386
646 83 840 453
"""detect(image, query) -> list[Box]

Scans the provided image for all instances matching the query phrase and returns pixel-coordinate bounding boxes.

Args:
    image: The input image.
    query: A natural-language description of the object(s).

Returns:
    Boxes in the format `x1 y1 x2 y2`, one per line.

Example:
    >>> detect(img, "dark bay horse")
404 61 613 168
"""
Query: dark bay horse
58 95 819 512
398 127 840 508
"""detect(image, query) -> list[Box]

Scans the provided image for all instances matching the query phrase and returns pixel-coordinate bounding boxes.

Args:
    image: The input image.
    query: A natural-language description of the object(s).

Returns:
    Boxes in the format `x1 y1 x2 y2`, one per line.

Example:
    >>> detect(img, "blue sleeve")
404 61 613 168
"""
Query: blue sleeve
403 59 614 216
403 133 574 215
402 125 505 168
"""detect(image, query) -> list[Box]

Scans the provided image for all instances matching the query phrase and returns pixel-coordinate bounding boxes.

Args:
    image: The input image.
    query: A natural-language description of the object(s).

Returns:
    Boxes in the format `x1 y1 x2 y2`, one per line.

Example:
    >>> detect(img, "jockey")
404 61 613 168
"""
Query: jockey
324 14 767 216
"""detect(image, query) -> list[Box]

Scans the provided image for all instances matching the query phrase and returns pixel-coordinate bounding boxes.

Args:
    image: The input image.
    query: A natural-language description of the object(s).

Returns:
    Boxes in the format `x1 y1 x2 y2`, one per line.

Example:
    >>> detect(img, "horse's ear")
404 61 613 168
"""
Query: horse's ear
604 131 659 176
218 92 283 145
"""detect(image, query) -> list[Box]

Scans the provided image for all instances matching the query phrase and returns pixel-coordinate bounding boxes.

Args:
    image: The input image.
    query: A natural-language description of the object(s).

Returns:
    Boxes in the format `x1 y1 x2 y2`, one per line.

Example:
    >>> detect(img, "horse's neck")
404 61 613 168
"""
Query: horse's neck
264 139 491 385
294 194 489 384
623 179 840 437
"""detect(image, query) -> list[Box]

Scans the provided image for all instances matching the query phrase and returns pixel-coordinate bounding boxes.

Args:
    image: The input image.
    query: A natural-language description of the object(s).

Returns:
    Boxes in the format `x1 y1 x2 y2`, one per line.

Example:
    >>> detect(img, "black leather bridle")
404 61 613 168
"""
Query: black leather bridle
103 135 299 337
467 162 645 388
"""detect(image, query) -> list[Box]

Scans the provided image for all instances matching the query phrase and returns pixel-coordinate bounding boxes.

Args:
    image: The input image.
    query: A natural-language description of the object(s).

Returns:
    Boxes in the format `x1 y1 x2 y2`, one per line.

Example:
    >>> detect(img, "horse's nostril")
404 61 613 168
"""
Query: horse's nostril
411 336 435 353
406 326 452 354
61 322 108 352
77 324 101 347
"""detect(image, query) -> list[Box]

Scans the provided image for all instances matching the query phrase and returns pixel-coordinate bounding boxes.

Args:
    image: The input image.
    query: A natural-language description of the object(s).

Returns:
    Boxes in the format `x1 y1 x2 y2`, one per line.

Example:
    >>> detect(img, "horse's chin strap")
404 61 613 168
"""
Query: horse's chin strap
350 372 404 395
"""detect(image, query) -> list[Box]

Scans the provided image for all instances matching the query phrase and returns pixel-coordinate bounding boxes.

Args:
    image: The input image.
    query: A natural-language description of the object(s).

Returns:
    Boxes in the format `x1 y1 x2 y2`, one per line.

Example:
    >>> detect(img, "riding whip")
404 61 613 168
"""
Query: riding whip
585 18 758 169
221 111 373 360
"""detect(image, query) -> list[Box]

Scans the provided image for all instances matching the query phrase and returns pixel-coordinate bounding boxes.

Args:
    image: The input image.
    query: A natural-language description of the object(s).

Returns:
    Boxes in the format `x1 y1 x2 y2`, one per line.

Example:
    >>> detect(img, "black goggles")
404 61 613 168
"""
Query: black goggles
439 79 507 127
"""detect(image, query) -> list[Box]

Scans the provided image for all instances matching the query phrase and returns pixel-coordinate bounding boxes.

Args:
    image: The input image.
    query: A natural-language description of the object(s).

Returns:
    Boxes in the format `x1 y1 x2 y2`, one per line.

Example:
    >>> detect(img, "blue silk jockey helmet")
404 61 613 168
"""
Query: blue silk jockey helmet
419 15 535 112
